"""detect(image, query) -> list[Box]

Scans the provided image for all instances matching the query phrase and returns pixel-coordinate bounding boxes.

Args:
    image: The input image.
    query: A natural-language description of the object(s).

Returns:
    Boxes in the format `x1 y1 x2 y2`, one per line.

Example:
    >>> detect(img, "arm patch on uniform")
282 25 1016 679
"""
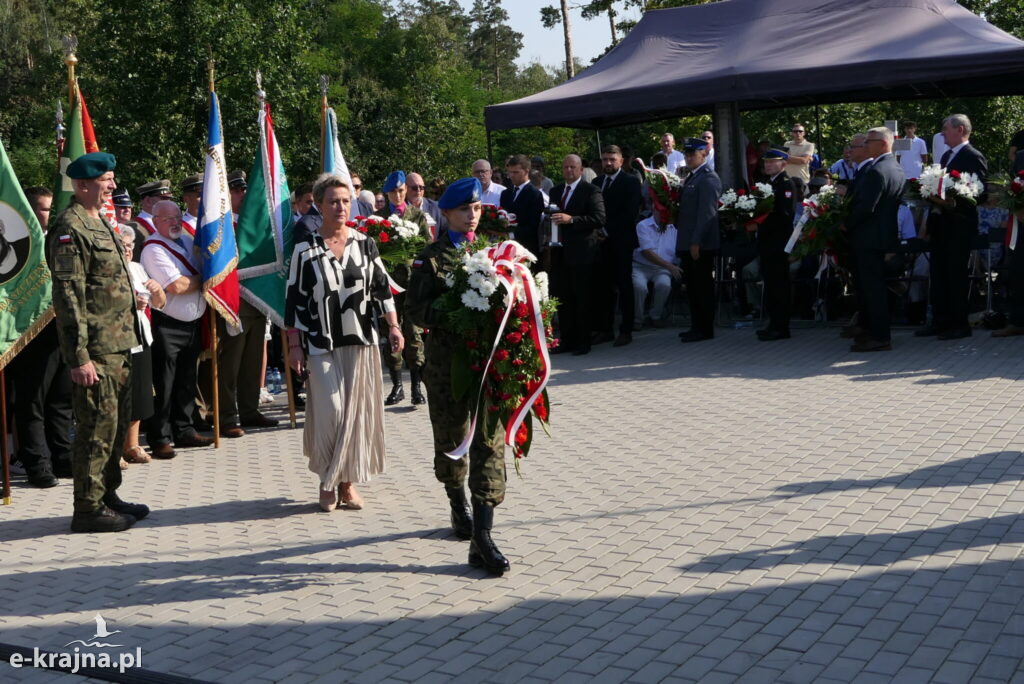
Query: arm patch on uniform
412 259 424 268
785 191 793 198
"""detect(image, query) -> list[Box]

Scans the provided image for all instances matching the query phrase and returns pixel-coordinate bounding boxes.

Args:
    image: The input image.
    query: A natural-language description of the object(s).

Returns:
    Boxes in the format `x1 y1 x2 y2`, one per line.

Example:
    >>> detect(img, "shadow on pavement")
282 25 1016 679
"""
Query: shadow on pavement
0 559 1019 682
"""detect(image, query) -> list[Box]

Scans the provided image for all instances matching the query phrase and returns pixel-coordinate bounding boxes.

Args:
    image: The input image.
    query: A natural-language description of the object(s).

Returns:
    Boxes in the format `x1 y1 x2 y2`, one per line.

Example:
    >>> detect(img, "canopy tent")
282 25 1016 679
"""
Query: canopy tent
484 0 1024 131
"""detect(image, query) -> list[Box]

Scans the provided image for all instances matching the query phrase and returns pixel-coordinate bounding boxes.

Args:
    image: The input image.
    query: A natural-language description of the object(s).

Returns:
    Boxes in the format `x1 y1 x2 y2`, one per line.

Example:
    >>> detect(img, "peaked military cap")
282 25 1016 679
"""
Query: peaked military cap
682 137 708 152
112 189 133 207
437 177 482 210
66 152 117 180
227 170 247 189
181 173 204 192
763 148 790 161
135 179 172 197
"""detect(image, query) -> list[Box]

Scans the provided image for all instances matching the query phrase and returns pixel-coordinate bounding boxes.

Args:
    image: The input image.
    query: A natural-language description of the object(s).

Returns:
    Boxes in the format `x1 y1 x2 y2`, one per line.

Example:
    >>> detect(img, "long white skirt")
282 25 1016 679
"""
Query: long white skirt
304 344 386 489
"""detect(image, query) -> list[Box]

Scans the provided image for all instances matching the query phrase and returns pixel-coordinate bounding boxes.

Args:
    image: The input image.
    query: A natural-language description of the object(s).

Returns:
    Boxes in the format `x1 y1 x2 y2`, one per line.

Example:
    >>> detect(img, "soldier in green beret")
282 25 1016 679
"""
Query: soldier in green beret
46 152 148 533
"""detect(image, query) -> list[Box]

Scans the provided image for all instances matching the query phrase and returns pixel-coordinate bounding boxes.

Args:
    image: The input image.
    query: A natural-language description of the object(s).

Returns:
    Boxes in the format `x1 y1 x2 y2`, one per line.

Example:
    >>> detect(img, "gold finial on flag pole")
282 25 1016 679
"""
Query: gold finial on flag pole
319 75 328 171
62 35 78 107
207 47 215 93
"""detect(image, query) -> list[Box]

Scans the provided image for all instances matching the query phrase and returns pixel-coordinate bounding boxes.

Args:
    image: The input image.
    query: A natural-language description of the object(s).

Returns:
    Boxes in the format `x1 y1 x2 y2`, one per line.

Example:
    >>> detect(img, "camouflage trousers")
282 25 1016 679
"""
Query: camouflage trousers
423 348 506 506
383 292 425 372
70 351 132 513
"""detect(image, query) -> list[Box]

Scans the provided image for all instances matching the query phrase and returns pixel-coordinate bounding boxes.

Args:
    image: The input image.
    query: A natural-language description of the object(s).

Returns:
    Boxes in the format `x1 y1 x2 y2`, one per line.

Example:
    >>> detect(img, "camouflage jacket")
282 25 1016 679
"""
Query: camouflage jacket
405 231 463 339
46 201 139 366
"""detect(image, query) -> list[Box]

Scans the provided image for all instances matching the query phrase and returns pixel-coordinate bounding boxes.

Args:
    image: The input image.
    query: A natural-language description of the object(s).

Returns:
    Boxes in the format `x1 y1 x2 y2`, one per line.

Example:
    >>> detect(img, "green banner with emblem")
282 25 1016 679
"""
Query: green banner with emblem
0 138 53 369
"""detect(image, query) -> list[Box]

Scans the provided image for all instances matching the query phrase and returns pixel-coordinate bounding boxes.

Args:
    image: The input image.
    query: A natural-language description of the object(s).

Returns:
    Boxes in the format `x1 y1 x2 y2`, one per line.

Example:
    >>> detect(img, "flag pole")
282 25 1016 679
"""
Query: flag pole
63 35 78 108
1 369 10 505
319 75 328 171
280 330 297 429
208 55 221 450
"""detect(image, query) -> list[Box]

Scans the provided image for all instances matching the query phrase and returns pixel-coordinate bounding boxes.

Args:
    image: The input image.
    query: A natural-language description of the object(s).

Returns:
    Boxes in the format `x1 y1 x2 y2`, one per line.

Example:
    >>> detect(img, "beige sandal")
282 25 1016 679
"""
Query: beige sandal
124 446 152 464
119 457 129 470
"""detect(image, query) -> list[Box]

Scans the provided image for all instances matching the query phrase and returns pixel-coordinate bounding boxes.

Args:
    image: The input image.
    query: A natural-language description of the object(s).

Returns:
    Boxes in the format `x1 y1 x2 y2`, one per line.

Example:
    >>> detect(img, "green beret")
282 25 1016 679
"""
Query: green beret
66 152 116 180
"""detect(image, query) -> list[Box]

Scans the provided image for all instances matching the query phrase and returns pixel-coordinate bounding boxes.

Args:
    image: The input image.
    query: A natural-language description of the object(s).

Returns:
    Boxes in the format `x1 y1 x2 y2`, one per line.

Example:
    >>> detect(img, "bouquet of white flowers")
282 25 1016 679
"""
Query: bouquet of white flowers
719 183 774 230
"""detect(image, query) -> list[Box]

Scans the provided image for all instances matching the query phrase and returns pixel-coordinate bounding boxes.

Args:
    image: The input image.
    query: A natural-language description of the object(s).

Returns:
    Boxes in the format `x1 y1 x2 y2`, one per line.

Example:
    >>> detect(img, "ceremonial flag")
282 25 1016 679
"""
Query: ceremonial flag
196 91 241 333
53 89 116 224
322 107 355 195
0 138 53 369
237 101 294 326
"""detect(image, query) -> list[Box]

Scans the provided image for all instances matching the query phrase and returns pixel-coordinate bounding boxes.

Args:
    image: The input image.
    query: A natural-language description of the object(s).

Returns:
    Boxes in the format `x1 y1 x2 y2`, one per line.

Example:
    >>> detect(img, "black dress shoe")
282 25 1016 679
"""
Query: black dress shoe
758 329 791 341
679 330 712 343
385 369 405 406
150 443 177 459
103 493 150 520
571 347 591 356
591 331 614 345
914 326 942 337
937 327 972 340
70 506 136 533
612 333 632 347
241 413 279 428
851 339 892 352
26 467 59 488
193 416 213 432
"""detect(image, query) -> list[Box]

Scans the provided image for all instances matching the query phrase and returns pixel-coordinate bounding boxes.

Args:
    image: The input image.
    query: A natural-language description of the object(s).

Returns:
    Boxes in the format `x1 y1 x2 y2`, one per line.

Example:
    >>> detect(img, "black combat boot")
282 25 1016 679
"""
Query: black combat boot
445 486 473 539
70 506 136 533
410 366 426 405
468 501 510 575
385 369 404 406
103 492 150 520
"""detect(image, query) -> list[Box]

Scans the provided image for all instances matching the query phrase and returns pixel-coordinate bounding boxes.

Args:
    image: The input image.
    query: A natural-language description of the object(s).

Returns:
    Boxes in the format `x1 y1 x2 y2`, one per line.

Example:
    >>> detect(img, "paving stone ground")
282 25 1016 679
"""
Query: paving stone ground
1 326 1023 683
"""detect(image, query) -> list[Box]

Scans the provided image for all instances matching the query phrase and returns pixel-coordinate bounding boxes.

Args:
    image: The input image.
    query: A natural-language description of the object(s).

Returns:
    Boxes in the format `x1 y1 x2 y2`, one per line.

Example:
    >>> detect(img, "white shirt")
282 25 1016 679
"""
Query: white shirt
706 147 716 171
581 168 597 183
135 209 156 234
479 183 506 207
558 177 582 209
829 159 856 180
598 169 621 191
128 261 156 352
932 132 948 165
140 233 207 322
182 211 197 230
943 141 969 166
633 217 678 267
896 136 928 179
662 150 685 176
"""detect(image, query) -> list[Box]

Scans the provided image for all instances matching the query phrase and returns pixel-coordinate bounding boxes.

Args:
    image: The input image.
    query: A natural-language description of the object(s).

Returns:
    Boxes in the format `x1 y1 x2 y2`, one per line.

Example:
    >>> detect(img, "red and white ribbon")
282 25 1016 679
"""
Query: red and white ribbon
446 240 551 459
1007 214 1019 252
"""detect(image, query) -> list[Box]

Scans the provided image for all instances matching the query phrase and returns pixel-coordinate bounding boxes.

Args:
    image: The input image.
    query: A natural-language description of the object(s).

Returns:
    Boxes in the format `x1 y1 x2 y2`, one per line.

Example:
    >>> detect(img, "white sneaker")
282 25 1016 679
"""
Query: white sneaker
259 388 274 405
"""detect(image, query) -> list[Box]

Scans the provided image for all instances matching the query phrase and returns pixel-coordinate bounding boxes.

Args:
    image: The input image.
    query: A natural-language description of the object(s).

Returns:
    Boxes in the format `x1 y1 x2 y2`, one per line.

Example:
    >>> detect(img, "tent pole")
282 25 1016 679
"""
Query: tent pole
486 128 493 164
596 129 602 159
815 105 822 156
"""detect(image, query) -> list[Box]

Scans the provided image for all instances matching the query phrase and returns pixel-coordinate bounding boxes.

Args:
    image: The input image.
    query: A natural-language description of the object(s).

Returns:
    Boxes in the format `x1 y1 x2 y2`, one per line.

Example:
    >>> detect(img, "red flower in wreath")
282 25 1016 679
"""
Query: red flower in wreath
345 220 357 228
494 349 510 361
505 331 523 344
518 321 531 334
736 188 747 196
378 231 391 243
534 395 549 422
515 424 528 446
949 169 962 179
381 219 392 228
514 302 529 317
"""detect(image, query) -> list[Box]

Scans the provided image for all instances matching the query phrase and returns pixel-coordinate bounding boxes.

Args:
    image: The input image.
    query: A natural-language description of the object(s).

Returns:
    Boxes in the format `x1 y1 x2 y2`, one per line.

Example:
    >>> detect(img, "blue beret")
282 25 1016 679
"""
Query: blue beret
112 189 132 207
682 137 708 152
66 152 116 180
382 170 406 193
763 148 789 161
438 177 482 210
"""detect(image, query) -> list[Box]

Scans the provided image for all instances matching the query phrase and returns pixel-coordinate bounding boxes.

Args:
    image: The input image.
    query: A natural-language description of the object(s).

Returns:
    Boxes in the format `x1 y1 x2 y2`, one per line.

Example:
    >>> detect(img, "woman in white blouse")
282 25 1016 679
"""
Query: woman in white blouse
285 174 404 512
115 223 166 465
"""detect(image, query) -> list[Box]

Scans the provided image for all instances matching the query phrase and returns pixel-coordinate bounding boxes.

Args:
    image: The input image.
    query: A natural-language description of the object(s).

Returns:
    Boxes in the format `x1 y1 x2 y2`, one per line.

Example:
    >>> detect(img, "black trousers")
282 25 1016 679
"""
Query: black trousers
146 312 201 446
853 248 890 341
554 261 595 352
929 222 974 331
681 250 717 335
1011 242 1024 327
759 241 791 333
10 323 72 473
596 240 635 336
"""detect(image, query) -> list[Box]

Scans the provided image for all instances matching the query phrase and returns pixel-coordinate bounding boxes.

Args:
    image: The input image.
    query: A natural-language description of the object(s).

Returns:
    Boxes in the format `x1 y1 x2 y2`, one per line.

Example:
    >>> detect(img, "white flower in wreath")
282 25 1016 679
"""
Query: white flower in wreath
461 289 490 311
443 273 456 288
719 190 738 208
534 272 550 301
753 182 773 197
468 271 498 296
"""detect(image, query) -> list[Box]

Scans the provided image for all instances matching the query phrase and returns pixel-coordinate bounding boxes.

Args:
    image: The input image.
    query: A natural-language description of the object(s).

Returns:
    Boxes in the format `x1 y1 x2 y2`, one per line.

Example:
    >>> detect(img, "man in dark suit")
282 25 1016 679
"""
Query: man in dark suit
550 154 606 356
917 114 988 340
757 149 799 341
845 127 906 352
595 145 643 346
500 154 545 259
675 137 722 343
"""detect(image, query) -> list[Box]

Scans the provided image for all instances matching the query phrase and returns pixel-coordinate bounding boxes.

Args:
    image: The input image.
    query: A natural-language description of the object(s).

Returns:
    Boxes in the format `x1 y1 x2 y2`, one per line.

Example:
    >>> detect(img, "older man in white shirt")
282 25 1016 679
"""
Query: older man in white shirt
657 133 686 176
472 159 506 206
141 200 212 458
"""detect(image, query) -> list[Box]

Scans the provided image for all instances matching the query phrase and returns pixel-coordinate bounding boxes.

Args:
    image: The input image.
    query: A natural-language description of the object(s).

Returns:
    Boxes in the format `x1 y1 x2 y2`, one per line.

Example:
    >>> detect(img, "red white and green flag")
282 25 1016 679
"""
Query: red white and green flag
53 87 116 225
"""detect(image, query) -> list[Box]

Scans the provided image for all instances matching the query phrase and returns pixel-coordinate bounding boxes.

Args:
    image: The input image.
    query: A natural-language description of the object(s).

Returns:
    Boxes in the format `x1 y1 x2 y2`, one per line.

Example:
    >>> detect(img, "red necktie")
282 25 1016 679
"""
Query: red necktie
560 185 571 209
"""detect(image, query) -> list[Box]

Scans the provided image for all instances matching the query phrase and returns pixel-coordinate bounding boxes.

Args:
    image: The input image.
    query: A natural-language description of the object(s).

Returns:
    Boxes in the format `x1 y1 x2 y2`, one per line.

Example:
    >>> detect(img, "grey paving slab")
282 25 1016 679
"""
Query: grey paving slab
0 327 1022 683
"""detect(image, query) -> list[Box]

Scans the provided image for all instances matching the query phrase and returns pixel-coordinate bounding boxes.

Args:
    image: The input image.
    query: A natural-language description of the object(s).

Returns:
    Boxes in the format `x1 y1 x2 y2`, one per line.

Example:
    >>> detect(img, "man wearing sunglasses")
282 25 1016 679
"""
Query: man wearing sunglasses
783 124 815 183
